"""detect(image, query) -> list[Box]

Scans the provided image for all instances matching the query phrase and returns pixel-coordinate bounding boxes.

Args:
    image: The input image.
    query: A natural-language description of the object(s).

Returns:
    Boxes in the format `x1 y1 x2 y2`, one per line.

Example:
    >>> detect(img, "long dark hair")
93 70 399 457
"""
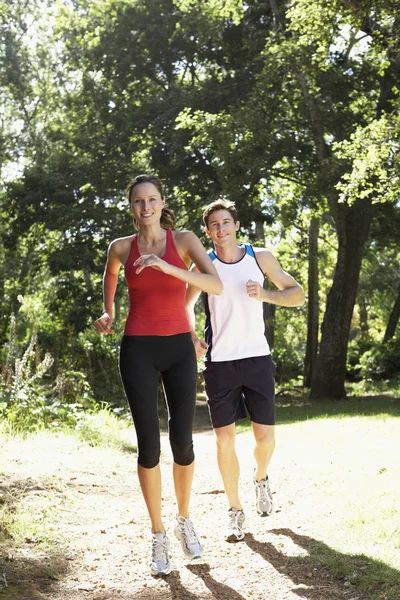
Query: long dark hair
126 174 175 230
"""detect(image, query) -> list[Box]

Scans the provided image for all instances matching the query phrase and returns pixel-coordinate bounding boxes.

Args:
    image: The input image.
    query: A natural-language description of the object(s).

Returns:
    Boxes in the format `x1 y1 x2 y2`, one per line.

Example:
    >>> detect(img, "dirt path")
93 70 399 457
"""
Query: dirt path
1 404 364 600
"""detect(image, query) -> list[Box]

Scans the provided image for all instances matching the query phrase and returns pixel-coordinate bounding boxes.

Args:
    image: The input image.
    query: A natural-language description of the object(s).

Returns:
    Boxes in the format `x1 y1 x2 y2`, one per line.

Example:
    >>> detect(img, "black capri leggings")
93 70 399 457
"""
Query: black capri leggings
119 333 197 469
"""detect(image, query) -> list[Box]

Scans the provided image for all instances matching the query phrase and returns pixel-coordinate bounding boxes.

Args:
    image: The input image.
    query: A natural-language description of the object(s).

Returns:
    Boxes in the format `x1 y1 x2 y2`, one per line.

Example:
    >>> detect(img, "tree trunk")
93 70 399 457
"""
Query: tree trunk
382 282 400 343
310 200 376 399
304 216 319 387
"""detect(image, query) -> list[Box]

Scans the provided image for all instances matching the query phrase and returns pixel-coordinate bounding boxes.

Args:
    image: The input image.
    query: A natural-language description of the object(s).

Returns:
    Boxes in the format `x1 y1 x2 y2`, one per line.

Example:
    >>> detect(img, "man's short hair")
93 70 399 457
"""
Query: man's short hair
203 199 238 228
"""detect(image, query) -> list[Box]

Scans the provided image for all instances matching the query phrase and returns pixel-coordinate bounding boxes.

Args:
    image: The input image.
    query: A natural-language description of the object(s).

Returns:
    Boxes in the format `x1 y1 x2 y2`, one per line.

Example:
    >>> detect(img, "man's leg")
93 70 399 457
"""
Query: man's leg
215 423 246 542
252 423 275 481
215 423 242 509
252 422 275 516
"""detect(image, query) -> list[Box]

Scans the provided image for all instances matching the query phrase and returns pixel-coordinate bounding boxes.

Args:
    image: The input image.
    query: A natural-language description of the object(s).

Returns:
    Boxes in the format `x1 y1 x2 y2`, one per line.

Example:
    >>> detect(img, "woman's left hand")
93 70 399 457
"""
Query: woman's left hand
133 254 172 275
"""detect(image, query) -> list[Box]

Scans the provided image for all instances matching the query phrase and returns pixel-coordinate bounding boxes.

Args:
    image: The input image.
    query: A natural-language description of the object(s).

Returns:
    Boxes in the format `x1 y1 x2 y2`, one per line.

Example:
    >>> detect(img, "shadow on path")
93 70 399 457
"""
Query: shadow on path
245 528 400 599
186 563 246 599
0 474 71 600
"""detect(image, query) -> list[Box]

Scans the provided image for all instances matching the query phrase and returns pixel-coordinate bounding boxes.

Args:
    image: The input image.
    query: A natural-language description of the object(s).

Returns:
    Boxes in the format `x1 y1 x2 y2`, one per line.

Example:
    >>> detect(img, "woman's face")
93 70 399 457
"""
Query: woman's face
130 182 165 227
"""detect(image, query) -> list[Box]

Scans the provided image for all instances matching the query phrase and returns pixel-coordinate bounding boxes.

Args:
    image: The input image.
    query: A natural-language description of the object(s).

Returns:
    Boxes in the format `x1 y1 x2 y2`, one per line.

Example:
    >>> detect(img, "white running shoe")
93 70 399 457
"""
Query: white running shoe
149 531 171 576
254 473 274 516
225 508 246 542
174 516 203 559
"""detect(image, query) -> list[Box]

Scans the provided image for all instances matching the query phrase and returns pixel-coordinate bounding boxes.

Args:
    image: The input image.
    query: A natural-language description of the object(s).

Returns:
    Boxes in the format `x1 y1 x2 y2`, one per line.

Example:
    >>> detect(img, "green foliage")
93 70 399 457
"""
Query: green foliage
0 0 399 403
0 316 96 431
359 338 400 381
272 345 304 384
334 114 400 205
347 337 400 382
75 406 136 452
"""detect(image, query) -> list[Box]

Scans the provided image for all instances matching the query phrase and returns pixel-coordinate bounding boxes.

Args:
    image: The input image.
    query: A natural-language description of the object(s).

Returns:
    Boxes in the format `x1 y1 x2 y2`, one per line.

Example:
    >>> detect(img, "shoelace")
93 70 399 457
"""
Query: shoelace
180 518 198 544
228 510 242 531
257 480 271 505
152 535 168 561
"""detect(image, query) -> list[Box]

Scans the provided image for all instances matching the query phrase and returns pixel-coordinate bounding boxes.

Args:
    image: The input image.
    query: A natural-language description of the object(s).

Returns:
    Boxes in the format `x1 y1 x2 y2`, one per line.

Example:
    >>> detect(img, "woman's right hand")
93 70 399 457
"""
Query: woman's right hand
94 312 113 334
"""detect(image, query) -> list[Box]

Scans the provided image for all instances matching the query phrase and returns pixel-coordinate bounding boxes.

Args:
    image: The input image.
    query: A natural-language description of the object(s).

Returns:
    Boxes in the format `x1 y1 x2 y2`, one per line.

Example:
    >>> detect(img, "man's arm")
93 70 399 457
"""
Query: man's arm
247 249 305 307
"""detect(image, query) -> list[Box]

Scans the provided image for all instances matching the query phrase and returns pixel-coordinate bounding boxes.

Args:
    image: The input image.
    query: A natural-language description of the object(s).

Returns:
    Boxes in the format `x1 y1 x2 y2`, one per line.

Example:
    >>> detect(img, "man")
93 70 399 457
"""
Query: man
186 199 305 542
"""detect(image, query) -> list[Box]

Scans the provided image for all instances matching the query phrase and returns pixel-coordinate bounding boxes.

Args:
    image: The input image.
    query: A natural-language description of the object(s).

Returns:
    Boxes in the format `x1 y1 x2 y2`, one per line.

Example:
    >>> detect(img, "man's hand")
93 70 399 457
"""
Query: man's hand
192 337 208 360
246 279 264 301
94 312 114 334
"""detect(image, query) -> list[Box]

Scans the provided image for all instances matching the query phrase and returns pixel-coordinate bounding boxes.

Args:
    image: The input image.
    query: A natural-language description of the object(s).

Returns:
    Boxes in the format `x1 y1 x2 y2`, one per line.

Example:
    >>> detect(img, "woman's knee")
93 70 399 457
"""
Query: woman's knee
170 439 194 466
137 443 161 469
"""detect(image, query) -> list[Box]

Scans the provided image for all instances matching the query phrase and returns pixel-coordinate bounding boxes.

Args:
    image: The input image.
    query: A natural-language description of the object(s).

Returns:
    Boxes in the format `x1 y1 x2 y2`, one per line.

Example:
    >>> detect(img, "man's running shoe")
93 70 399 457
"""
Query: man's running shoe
254 473 273 516
174 516 203 559
225 508 245 542
150 531 171 576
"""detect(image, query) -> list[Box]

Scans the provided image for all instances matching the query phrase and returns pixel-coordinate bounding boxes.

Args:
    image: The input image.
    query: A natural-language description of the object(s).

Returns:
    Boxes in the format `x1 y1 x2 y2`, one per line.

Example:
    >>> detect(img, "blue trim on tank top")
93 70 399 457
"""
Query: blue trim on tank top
240 243 255 258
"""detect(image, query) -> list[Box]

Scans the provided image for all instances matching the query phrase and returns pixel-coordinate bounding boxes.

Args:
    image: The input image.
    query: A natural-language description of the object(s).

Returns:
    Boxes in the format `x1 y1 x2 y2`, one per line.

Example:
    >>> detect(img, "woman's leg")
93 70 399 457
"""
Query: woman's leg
172 462 195 518
119 336 164 532
137 464 163 532
161 335 197 516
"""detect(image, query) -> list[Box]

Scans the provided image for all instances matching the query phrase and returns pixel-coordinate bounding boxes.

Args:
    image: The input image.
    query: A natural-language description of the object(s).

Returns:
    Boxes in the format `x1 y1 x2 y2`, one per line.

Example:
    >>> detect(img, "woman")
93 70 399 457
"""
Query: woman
94 174 222 576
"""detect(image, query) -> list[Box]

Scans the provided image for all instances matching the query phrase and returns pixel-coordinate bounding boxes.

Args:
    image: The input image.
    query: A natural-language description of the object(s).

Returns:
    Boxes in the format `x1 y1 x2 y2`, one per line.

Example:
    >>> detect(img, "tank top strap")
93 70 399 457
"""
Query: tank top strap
166 229 173 247
127 234 139 262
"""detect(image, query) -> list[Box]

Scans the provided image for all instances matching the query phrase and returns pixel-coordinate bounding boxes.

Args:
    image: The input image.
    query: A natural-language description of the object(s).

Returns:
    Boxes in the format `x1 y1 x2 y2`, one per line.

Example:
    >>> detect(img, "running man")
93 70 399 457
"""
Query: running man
186 199 304 542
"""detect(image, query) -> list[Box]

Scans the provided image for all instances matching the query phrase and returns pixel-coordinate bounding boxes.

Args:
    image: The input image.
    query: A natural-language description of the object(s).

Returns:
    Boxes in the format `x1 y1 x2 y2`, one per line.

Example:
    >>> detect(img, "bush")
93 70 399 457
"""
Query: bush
347 337 400 382
272 345 304 383
0 317 96 432
359 338 400 381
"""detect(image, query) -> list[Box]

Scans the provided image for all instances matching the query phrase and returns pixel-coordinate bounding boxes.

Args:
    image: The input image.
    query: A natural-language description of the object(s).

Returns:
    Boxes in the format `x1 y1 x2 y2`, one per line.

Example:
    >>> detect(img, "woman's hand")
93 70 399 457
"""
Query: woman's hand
94 312 113 334
133 254 172 275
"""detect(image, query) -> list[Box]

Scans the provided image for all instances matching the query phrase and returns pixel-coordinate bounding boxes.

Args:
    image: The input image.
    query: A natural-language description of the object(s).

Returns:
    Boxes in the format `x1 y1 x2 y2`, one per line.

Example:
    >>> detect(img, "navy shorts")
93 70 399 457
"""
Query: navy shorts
203 355 275 429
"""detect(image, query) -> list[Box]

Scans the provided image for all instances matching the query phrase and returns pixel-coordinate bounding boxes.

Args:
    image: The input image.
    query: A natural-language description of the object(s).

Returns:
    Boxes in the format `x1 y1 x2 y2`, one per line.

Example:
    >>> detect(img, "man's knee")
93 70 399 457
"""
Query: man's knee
253 425 275 447
215 425 236 452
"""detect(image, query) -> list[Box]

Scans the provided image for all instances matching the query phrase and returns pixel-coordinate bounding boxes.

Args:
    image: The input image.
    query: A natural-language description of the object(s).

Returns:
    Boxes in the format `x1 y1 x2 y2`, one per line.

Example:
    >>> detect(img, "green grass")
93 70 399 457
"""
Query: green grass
0 406 137 452
236 393 400 430
237 395 400 599
73 407 137 452
1 396 399 599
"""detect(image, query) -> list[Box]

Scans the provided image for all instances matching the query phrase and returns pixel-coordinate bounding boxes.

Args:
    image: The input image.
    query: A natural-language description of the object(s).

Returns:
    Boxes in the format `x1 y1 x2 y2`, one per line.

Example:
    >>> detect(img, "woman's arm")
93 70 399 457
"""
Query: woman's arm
134 231 223 295
94 241 123 334
185 269 209 359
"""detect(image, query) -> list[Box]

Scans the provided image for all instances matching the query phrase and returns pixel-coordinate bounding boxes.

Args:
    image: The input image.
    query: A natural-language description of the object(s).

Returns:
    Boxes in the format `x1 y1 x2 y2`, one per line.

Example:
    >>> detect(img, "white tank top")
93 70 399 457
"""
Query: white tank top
204 244 270 362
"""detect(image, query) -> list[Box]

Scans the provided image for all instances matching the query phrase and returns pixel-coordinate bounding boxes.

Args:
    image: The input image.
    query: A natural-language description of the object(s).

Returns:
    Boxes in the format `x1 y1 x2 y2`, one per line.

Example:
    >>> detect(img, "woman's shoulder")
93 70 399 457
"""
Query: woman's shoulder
109 235 135 256
172 229 199 246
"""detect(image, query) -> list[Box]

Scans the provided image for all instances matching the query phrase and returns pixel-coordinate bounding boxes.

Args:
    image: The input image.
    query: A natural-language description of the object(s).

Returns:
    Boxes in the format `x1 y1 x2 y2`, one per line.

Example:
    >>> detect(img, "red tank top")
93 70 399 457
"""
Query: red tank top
124 229 191 336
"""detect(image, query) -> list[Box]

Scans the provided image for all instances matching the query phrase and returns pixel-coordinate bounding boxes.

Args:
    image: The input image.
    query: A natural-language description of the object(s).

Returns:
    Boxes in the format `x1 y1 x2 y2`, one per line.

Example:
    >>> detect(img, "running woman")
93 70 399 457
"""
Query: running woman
186 199 304 543
95 175 222 575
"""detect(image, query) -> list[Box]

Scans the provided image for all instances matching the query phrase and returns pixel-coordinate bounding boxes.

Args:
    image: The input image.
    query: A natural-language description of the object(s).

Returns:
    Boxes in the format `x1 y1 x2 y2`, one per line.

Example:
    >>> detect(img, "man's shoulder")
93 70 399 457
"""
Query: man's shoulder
252 245 272 256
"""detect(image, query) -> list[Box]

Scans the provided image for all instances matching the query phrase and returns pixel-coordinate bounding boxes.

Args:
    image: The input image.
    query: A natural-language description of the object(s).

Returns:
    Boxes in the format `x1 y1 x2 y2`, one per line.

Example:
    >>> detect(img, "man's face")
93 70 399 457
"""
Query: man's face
205 209 239 247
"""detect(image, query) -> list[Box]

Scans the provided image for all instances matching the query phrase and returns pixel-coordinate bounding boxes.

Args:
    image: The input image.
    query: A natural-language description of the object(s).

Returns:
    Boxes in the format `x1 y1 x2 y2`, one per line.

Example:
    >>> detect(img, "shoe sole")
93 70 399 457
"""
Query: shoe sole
225 533 245 542
150 565 172 577
257 505 273 517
